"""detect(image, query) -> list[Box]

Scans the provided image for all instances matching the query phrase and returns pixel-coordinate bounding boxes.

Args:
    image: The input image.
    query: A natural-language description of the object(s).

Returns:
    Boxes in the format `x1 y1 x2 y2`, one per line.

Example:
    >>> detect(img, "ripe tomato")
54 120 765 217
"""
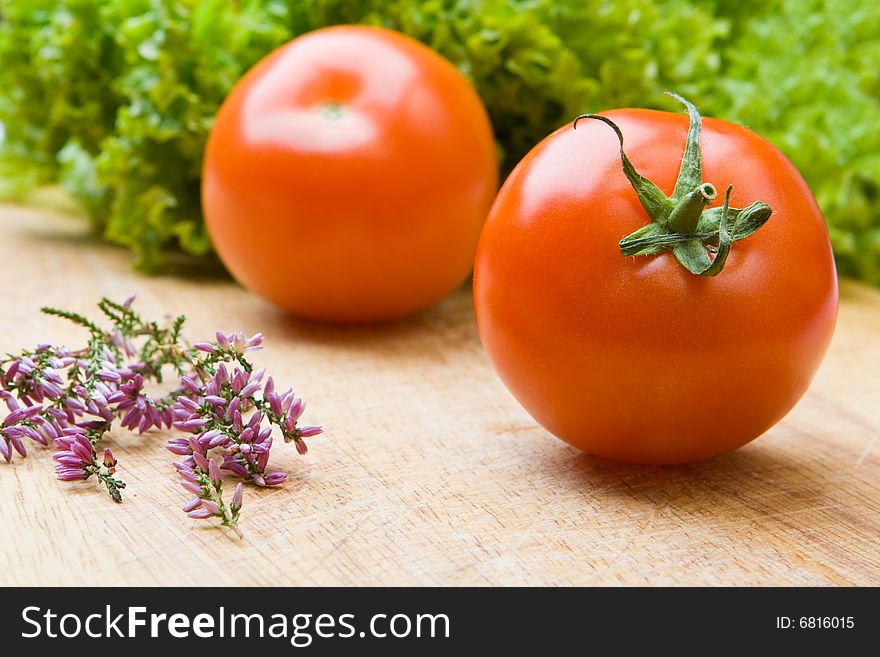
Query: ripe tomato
203 26 497 322
473 100 838 464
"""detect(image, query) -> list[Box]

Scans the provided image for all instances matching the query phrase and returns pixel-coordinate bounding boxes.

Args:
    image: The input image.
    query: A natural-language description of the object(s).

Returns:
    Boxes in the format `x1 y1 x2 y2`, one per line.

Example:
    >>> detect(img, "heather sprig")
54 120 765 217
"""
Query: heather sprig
1 297 321 535
174 438 243 539
162 331 323 537
53 431 125 502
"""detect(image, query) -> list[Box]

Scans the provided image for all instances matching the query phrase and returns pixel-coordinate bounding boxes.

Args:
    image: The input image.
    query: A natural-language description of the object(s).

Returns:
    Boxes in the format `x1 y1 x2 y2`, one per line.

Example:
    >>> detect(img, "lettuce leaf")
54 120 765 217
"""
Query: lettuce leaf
1 0 878 282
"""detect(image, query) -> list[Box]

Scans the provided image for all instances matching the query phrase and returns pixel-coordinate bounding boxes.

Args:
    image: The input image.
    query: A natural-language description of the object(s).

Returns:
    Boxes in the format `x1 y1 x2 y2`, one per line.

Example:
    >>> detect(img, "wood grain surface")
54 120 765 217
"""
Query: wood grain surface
1 202 878 586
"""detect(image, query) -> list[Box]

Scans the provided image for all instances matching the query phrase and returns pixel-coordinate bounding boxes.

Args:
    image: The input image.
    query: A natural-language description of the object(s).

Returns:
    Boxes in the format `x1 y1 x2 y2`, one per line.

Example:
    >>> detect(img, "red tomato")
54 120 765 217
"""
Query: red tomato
203 26 497 322
473 104 838 464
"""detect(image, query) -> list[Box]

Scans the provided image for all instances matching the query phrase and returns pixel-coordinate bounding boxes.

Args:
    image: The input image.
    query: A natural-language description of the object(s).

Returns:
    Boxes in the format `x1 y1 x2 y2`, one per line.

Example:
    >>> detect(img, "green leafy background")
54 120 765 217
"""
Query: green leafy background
1 0 878 282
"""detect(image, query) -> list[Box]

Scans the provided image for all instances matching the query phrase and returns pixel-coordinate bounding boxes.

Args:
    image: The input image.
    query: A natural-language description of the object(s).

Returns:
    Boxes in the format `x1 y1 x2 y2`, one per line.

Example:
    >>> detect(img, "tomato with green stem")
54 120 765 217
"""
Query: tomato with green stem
473 95 837 464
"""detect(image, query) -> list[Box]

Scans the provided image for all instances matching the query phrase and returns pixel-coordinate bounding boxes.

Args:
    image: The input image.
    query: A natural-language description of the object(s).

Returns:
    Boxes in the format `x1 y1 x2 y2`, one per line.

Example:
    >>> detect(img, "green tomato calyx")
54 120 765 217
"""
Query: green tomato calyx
573 93 773 277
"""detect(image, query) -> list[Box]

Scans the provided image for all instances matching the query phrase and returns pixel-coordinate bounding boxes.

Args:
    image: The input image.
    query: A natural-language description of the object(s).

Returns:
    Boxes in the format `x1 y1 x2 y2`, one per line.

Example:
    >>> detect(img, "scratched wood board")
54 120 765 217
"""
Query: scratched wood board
0 201 878 586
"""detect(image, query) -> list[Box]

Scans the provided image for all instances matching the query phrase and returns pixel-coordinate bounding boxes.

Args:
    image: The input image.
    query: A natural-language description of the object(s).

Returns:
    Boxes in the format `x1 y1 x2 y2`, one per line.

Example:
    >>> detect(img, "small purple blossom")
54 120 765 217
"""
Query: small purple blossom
210 331 264 356
219 455 248 478
208 459 222 486
52 433 94 481
231 483 243 510
165 437 191 456
107 374 172 433
263 472 287 486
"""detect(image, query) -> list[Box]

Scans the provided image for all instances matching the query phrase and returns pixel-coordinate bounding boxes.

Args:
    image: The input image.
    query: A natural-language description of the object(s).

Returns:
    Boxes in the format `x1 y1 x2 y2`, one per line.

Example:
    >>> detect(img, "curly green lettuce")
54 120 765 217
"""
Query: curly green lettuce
705 0 880 284
1 0 878 283
0 0 725 269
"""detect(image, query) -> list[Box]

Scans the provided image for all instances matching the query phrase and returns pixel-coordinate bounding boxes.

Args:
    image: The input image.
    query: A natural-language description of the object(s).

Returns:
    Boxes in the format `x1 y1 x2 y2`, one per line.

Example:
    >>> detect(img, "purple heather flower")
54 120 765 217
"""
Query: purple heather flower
65 396 86 413
2 403 43 426
219 456 248 478
180 375 203 395
165 437 191 456
264 472 287 486
0 390 19 412
12 436 30 456
177 468 196 483
205 431 228 448
225 396 241 421
192 451 209 471
230 369 245 395
208 459 222 486
240 379 261 399
54 433 93 461
215 331 230 350
244 333 264 352
286 398 305 425
175 395 199 413
188 508 213 520
5 298 326 520
181 481 201 495
96 368 122 383
267 392 283 416
52 433 94 481
33 418 57 444
173 417 209 433
3 356 67 402
212 331 264 355
298 425 322 438
256 448 271 472
188 435 205 455
172 459 194 472
55 466 87 481
102 448 117 469
183 498 201 513
109 374 168 433
107 375 141 405
200 499 221 515
77 419 109 432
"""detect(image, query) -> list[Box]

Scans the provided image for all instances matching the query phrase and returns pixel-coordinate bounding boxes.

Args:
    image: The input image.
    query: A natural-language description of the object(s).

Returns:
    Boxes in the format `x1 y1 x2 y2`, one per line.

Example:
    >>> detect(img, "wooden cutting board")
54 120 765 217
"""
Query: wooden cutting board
1 201 878 586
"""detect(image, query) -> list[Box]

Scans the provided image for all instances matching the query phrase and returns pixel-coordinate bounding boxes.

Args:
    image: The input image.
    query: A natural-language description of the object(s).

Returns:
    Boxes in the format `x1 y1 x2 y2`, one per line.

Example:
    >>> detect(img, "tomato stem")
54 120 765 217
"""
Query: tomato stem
317 101 346 120
667 182 717 234
573 94 773 277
